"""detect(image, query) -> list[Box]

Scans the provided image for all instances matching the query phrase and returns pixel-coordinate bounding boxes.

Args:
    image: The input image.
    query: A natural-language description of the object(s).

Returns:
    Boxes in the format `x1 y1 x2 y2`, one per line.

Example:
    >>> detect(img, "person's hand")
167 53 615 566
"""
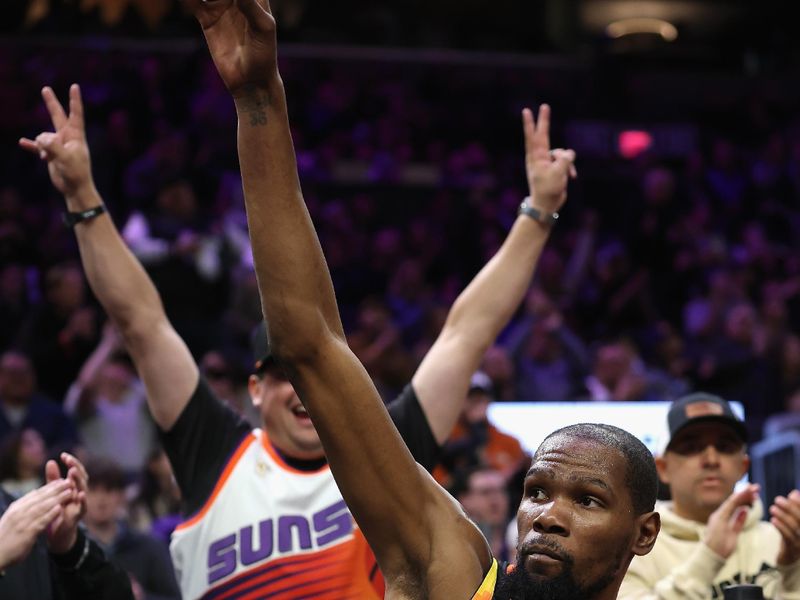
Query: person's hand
703 484 760 559
185 0 278 98
770 489 800 566
0 479 74 570
522 104 577 215
19 85 95 205
45 453 89 554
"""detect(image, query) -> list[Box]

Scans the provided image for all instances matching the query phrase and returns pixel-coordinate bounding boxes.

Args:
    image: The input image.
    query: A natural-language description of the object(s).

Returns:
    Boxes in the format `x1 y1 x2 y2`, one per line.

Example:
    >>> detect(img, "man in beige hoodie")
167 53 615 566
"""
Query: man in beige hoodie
620 392 800 599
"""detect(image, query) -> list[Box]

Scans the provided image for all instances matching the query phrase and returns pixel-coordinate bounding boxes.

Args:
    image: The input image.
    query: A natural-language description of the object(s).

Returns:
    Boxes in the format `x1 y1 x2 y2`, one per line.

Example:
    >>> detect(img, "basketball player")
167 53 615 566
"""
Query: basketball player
186 1 660 599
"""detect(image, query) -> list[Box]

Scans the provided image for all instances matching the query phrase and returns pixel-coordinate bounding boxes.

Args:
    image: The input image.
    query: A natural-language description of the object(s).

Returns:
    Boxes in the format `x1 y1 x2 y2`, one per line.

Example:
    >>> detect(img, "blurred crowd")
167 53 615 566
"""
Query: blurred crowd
5 0 549 52
1 42 800 577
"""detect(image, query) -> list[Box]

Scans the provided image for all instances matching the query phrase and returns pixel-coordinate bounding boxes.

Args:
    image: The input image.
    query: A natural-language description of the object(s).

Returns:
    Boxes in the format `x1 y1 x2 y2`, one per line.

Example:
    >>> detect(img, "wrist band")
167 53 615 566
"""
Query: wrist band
518 197 559 227
62 204 106 228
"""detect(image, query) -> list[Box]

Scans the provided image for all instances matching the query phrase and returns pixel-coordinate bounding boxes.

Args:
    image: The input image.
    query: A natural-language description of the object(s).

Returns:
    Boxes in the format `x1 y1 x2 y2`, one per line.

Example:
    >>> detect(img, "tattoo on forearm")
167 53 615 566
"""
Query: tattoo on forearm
239 86 270 127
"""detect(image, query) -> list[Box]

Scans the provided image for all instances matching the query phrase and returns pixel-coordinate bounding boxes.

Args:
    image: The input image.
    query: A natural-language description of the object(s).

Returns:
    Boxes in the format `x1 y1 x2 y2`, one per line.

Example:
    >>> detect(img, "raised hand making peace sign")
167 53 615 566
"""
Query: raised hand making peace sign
19 85 95 205
523 104 577 215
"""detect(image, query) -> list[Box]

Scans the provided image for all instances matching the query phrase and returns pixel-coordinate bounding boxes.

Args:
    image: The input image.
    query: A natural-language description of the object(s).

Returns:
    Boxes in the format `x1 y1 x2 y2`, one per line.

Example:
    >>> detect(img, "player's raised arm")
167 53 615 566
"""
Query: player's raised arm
19 86 198 430
187 0 491 595
413 105 576 444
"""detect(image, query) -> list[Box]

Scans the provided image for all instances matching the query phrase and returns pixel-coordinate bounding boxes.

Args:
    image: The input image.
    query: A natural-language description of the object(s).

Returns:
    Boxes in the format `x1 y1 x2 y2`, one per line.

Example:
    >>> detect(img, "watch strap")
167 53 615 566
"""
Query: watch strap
62 204 106 228
518 198 559 227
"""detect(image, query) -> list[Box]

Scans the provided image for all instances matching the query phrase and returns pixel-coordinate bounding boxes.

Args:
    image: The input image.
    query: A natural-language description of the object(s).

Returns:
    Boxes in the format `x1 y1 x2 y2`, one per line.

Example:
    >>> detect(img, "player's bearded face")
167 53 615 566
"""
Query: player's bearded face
497 545 620 600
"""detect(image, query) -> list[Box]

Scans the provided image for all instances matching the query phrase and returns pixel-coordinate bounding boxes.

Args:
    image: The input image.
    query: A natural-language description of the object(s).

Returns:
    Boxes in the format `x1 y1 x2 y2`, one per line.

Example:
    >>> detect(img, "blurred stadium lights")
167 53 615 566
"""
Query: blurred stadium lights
580 0 744 36
5 0 793 75
606 18 679 42
565 121 697 160
617 130 655 159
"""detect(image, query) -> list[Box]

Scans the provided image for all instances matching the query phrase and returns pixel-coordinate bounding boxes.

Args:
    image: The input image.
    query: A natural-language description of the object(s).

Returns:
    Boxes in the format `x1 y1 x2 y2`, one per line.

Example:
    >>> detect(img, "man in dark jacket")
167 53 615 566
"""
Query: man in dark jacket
0 453 133 600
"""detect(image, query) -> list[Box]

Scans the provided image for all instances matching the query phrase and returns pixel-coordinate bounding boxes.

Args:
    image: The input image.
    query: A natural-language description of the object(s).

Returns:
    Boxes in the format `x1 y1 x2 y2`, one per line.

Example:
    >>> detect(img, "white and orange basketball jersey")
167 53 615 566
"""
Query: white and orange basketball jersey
170 430 384 600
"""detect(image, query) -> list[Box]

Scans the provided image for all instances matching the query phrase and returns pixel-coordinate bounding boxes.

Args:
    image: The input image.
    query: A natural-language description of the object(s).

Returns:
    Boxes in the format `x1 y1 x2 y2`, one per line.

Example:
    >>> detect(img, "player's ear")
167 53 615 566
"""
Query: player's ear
632 511 660 556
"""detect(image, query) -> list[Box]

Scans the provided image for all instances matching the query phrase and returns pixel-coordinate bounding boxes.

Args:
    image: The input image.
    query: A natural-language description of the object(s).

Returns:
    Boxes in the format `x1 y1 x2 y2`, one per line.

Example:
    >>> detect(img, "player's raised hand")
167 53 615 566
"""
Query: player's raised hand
522 104 577 214
19 85 94 202
185 0 278 97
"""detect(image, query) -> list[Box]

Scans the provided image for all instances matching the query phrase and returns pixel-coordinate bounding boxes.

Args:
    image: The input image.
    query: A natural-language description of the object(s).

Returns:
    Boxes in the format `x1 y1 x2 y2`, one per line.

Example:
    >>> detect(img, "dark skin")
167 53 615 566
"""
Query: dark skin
186 3 488 597
516 436 660 600
183 1 601 597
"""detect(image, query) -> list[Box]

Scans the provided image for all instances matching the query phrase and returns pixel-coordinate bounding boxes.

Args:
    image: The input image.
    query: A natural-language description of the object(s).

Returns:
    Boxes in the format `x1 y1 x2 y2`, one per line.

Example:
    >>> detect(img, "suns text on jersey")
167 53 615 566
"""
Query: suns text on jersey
207 500 354 584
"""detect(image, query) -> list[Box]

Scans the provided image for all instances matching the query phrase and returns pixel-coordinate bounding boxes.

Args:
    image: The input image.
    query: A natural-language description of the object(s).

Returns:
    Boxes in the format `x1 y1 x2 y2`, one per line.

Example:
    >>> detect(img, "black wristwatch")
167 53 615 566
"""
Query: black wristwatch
62 204 106 228
518 197 559 227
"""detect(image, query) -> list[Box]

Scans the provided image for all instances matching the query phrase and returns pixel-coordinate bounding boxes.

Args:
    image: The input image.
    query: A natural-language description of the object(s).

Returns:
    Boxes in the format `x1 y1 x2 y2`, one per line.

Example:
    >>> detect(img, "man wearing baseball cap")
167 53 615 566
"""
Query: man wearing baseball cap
620 392 800 599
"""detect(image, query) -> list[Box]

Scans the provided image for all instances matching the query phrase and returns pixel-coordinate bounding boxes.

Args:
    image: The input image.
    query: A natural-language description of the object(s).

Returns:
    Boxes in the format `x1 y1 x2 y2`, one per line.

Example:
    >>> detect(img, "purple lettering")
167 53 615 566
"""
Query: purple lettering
207 501 356 582
240 519 274 566
278 516 311 553
208 534 237 584
313 500 353 546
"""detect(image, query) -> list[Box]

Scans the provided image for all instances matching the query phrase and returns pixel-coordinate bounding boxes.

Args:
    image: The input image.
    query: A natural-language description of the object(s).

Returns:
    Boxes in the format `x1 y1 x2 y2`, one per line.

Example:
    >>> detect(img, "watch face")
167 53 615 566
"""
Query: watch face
519 202 557 226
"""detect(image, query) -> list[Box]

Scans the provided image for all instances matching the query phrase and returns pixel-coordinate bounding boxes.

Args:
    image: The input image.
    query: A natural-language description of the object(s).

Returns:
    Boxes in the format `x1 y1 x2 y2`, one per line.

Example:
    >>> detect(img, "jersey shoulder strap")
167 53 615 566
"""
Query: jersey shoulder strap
471 558 498 600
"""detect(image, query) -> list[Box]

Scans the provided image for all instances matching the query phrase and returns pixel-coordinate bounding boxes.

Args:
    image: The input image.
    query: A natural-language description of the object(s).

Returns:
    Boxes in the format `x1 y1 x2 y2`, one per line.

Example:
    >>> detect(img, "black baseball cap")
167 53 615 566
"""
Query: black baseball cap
665 392 747 451
250 321 276 373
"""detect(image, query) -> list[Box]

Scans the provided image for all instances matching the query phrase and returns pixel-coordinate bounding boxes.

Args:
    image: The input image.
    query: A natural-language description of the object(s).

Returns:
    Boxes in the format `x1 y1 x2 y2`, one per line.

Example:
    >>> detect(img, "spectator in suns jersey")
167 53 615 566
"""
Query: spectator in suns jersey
22 67 566 600
184 2 661 599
